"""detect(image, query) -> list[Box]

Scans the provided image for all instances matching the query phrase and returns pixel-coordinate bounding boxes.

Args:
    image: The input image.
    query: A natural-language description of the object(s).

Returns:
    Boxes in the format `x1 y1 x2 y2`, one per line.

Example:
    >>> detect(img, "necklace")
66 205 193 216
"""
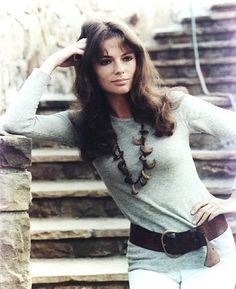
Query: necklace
111 122 157 195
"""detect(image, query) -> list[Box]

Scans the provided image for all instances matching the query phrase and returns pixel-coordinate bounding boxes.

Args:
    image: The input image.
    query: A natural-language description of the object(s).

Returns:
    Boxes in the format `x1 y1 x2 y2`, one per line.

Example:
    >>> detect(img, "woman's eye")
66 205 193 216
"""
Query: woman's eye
123 55 133 62
99 59 111 65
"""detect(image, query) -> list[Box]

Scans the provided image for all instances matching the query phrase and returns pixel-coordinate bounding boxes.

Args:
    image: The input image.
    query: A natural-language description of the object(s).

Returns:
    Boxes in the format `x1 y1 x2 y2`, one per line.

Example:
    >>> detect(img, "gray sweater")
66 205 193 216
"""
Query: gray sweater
3 68 236 273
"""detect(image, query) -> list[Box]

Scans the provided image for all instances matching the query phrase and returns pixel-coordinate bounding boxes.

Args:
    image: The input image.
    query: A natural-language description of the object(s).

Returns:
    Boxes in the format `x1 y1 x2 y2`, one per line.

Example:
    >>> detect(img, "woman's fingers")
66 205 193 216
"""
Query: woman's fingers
72 38 87 62
191 202 213 225
191 201 209 215
56 38 87 68
191 198 227 226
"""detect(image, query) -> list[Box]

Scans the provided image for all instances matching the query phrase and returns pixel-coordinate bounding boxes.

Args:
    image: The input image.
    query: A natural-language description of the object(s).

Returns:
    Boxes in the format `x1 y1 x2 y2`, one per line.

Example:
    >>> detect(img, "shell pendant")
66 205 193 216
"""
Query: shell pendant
131 184 139 195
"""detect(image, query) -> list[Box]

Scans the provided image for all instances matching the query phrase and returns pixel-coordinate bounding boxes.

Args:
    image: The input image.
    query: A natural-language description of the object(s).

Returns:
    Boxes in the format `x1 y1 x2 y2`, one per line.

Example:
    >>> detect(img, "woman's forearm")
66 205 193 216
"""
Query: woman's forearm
39 56 58 75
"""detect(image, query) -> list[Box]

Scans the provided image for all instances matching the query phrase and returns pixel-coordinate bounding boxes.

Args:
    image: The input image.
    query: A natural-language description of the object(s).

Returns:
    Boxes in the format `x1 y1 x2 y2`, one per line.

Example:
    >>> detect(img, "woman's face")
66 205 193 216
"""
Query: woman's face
93 37 136 99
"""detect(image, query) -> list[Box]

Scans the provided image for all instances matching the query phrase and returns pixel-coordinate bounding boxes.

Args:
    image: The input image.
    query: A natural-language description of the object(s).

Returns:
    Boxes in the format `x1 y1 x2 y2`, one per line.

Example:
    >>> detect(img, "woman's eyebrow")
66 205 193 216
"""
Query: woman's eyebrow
99 51 134 58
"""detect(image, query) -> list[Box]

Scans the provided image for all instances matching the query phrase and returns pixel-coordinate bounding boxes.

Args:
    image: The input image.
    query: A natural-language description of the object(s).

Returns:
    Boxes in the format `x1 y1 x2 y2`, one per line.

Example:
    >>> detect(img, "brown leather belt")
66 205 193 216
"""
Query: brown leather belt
129 214 228 267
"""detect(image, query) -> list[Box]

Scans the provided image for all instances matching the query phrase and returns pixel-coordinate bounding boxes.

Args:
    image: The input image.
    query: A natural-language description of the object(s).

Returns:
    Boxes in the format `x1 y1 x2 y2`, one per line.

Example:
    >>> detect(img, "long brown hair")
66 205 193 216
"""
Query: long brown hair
69 20 180 162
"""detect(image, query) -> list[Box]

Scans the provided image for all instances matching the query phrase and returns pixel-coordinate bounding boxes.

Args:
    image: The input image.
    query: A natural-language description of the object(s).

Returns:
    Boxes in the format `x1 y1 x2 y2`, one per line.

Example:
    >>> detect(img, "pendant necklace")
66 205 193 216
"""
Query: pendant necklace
111 122 157 195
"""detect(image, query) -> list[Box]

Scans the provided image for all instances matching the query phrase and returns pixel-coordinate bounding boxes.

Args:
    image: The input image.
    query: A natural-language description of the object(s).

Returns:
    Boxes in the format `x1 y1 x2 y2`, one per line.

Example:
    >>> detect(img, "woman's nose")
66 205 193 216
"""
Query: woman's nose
114 61 125 74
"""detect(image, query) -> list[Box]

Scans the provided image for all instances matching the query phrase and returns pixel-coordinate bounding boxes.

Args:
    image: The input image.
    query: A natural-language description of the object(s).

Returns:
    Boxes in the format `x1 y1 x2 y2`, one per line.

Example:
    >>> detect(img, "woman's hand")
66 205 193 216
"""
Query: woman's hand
191 194 236 226
39 38 87 75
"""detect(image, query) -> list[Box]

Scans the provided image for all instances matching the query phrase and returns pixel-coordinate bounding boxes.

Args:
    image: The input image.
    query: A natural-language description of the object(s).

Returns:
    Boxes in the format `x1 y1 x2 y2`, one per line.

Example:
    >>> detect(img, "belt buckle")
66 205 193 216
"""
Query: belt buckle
161 230 182 258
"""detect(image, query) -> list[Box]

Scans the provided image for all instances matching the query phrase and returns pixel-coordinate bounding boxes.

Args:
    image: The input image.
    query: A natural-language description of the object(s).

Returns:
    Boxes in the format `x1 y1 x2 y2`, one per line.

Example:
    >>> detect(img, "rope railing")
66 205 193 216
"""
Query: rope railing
0 132 32 289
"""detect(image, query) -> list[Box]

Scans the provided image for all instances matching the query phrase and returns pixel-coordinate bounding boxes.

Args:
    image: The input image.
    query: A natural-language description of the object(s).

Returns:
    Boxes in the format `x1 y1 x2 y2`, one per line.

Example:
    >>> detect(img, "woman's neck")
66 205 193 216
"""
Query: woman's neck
107 94 132 119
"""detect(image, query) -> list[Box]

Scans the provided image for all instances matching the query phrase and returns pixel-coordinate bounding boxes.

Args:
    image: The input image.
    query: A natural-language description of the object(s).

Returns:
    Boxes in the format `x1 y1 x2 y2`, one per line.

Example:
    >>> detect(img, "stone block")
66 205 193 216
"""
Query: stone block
29 162 98 180
32 283 129 289
29 197 123 218
0 135 32 169
0 212 31 289
0 171 32 211
31 237 127 258
195 160 236 178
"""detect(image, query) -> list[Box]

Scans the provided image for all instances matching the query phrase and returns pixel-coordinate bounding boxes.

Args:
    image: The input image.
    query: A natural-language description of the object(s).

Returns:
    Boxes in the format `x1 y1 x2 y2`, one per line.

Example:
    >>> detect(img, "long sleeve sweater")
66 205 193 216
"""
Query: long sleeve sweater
3 68 236 273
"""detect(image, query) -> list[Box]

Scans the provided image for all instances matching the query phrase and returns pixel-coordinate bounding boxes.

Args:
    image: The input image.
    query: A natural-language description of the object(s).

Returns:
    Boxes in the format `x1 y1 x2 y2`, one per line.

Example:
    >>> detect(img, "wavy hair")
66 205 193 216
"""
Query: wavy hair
69 20 181 162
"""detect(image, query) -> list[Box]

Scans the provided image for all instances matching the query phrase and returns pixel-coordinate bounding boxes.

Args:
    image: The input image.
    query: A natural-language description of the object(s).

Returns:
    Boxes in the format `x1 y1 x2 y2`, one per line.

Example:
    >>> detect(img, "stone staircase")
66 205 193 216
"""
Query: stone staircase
30 3 236 289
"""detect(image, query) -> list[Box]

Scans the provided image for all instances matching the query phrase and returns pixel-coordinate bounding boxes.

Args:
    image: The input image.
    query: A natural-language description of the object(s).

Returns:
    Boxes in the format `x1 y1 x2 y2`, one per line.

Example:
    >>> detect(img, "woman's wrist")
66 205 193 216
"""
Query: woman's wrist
39 56 58 75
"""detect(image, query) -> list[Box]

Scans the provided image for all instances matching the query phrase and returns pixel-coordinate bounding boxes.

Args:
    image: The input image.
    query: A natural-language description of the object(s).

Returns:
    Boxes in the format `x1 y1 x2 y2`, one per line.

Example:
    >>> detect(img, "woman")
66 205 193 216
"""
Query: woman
3 20 236 288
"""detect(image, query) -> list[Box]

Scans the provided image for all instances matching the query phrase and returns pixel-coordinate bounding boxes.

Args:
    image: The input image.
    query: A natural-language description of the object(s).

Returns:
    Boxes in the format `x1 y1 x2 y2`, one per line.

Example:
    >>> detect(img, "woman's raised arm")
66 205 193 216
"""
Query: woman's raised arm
2 39 86 146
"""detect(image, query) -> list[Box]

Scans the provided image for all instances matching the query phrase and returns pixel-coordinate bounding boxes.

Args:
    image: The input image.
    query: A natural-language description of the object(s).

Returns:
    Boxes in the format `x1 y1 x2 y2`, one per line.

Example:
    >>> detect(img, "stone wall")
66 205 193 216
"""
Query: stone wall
0 0 232 116
0 133 32 289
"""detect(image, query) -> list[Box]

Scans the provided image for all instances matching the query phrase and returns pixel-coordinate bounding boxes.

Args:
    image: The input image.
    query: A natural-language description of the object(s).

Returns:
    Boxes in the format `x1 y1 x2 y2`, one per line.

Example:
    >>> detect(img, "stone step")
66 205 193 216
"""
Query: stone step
193 150 236 179
30 217 236 239
192 150 236 161
189 133 236 150
30 177 234 200
153 56 236 67
31 256 128 288
32 148 81 162
30 216 236 259
149 41 236 60
163 75 236 86
31 179 109 199
29 148 98 180
182 10 236 26
150 40 236 53
158 63 236 80
29 148 236 181
153 25 236 45
30 217 129 240
28 178 234 218
38 93 76 115
29 179 120 218
162 76 236 95
31 146 236 163
181 12 236 39
211 3 236 13
30 218 129 258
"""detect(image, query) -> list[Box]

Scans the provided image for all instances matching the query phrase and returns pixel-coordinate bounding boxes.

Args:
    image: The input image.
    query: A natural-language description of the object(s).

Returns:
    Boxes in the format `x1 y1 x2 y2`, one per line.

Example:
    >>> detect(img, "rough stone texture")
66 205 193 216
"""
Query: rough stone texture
183 83 236 96
154 30 236 45
212 3 236 12
164 79 236 95
32 282 129 289
0 0 163 115
196 160 236 178
158 63 236 79
31 237 127 258
151 44 236 60
31 180 110 199
190 133 236 150
32 148 81 163
182 16 236 31
0 212 31 289
0 134 32 288
0 171 32 211
29 162 99 180
29 197 123 218
0 135 32 169
30 218 129 240
1 0 233 116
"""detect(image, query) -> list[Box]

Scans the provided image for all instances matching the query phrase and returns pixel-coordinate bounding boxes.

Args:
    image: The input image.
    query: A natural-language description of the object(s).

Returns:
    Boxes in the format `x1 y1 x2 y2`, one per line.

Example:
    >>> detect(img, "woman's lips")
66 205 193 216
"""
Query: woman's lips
112 79 129 85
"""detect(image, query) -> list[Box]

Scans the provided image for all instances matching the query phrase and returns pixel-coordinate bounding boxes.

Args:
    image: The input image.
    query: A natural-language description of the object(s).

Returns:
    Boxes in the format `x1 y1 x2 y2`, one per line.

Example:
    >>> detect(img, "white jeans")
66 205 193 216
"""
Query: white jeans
128 256 236 289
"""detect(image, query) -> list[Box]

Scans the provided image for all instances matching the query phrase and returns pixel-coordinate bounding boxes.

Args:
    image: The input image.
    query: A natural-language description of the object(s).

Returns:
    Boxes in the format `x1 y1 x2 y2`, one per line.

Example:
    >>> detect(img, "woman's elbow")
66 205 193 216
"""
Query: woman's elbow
1 115 27 135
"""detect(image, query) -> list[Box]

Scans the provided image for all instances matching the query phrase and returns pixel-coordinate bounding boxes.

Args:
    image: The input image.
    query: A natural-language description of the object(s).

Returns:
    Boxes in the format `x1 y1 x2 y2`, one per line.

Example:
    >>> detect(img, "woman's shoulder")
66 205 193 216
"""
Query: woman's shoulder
166 87 201 112
166 87 189 102
165 87 190 114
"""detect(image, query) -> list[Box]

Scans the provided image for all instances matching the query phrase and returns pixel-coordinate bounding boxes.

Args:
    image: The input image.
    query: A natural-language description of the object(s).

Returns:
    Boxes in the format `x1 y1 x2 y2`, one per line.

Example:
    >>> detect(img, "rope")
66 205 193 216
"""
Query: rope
188 0 236 111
